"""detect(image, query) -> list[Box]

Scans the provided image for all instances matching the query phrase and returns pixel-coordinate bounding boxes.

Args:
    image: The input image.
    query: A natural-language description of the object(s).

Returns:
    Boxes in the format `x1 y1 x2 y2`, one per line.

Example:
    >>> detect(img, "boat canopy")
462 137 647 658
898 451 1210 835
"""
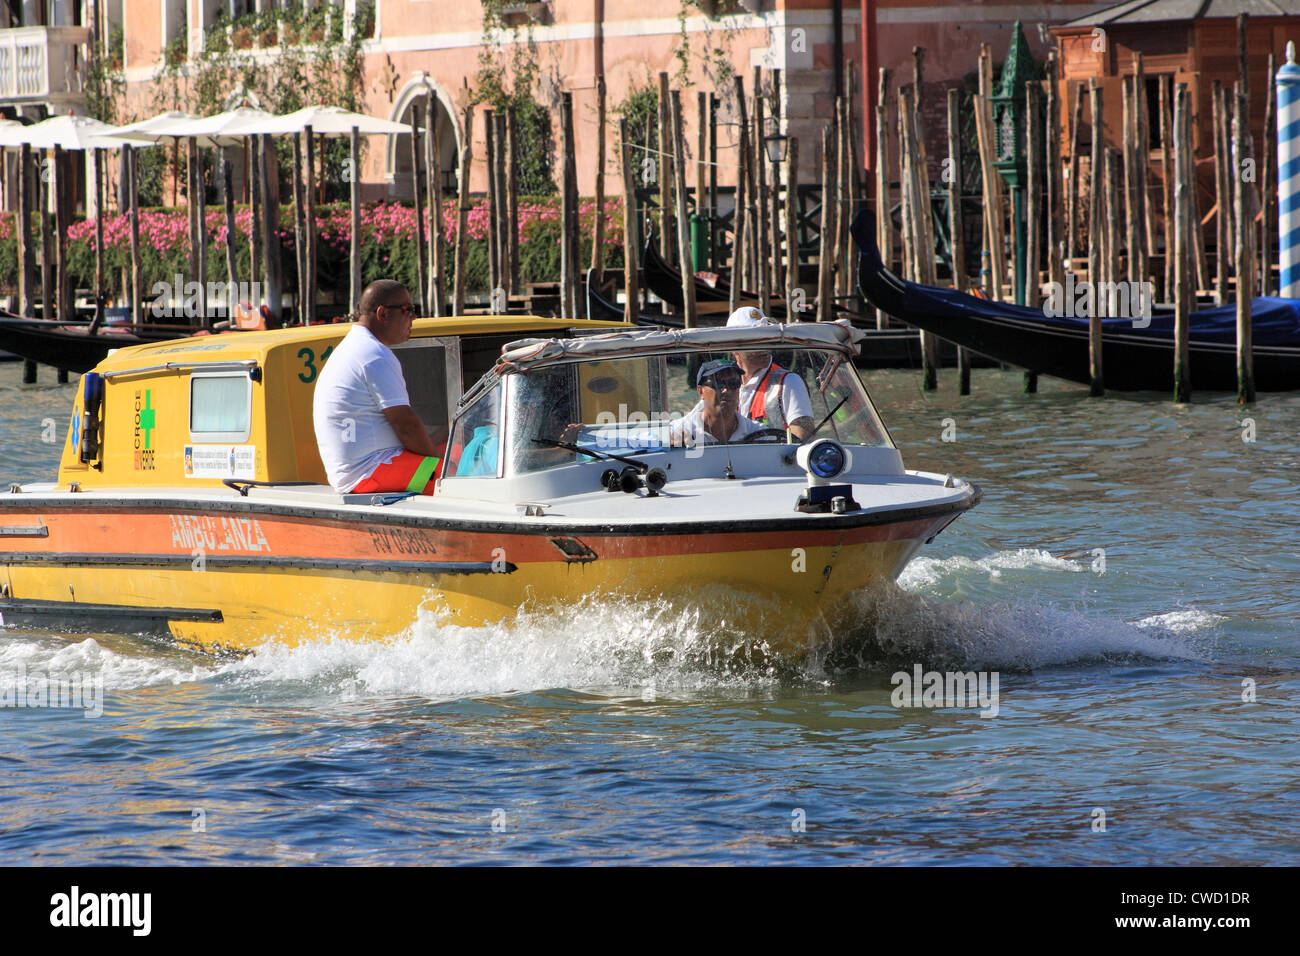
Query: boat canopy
464 320 867 409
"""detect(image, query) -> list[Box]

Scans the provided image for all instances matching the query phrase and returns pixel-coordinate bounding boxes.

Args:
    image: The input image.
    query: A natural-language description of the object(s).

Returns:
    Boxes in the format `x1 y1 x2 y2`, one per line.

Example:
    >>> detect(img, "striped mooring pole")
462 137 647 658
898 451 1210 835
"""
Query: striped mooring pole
1277 42 1300 298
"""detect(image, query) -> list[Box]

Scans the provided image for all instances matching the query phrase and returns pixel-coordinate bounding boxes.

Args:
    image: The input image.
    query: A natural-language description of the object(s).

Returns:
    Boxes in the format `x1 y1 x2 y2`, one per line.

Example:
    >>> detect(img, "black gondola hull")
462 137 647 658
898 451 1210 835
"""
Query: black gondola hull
849 210 1300 392
0 318 209 374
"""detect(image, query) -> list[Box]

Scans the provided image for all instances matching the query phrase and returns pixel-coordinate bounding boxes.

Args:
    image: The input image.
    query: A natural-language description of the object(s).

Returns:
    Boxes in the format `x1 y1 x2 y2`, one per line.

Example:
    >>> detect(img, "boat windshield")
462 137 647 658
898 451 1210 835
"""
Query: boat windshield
501 348 893 476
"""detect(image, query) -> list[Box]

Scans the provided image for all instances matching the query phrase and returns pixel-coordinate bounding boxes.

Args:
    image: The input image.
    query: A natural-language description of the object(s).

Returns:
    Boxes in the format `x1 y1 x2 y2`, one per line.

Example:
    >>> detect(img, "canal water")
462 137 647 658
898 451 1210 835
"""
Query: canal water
1 360 1297 865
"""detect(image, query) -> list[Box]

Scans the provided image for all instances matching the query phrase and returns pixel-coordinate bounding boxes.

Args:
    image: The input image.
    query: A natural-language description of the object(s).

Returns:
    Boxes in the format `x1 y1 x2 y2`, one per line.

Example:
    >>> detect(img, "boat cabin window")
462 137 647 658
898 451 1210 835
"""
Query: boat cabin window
189 372 252 442
445 382 503 478
499 348 892 476
392 339 459 443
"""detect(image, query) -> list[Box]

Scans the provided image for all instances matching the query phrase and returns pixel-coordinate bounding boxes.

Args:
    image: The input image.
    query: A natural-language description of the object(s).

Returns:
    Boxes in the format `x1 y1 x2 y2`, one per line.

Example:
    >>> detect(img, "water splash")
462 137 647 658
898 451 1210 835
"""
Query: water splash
812 579 1213 674
0 634 215 689
0 549 1227 702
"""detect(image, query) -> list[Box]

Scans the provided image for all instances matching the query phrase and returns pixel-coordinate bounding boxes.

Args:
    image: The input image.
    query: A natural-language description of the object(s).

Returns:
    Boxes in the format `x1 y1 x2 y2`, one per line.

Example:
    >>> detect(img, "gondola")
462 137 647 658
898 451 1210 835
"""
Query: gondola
642 237 800 318
0 301 279 375
0 316 204 374
585 268 683 327
850 209 1300 392
640 236 821 305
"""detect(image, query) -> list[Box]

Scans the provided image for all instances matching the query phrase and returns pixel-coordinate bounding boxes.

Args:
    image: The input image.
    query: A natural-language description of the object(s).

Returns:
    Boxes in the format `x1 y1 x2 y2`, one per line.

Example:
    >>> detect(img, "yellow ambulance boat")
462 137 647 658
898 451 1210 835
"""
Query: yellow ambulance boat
0 316 980 656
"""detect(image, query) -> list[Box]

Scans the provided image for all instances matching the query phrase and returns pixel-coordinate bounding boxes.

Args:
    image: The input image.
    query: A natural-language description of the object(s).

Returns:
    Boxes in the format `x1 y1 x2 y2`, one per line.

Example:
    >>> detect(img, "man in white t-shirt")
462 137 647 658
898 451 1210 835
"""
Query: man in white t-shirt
312 280 444 494
726 307 816 439
671 359 766 446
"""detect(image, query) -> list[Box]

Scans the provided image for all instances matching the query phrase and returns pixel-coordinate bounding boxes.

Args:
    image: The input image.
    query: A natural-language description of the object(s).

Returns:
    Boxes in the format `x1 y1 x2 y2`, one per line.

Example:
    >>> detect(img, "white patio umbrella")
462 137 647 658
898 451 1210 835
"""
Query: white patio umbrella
151 106 275 147
20 114 143 151
236 106 414 320
0 121 36 320
11 116 158 330
0 119 26 146
101 111 199 208
233 105 411 137
98 112 201 325
102 110 199 142
108 108 275 325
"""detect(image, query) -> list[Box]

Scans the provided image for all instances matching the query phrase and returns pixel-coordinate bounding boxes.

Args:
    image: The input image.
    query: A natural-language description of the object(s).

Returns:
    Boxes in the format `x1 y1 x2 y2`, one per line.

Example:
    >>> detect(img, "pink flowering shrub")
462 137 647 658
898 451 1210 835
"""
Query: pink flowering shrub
5 196 627 302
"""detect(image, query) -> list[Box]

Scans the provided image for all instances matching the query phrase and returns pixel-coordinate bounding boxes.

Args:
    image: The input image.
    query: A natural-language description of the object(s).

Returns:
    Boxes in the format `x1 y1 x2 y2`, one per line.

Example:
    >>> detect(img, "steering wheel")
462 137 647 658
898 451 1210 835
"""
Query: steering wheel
738 428 791 443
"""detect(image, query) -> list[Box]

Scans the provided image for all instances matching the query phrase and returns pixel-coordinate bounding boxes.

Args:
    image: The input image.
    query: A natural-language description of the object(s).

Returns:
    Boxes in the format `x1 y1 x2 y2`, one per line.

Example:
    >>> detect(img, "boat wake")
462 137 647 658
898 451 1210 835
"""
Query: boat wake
0 549 1227 701
812 580 1215 675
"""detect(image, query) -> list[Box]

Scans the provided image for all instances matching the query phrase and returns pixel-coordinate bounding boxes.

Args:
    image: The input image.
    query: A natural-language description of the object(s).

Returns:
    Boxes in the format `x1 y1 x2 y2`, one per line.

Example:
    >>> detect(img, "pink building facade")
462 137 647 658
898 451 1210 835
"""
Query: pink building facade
0 0 1110 206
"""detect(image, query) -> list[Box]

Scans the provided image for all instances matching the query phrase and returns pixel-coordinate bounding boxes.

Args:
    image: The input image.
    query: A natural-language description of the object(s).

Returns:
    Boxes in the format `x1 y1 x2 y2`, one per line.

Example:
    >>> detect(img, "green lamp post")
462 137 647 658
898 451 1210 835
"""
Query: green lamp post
989 21 1037 305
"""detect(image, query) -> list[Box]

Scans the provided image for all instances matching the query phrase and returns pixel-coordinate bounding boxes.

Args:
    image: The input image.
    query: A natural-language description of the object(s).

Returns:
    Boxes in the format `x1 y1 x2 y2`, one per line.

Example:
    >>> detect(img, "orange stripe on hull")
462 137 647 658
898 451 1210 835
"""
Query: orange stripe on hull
0 507 954 566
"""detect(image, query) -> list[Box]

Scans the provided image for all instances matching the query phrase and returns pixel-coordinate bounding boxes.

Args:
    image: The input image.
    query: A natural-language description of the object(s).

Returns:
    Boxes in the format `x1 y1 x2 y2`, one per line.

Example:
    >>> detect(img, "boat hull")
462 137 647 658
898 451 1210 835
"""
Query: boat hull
0 495 969 656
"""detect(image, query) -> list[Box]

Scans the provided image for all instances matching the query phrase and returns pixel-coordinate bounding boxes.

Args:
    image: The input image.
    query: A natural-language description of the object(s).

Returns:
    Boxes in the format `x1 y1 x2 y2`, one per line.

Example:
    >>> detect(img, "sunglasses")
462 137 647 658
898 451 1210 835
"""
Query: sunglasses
383 303 416 316
704 375 743 390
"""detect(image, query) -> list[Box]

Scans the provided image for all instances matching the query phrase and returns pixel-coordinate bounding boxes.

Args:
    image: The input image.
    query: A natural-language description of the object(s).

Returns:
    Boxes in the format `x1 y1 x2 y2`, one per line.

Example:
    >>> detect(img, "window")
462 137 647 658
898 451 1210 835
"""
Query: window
162 0 188 56
446 383 502 478
190 373 252 442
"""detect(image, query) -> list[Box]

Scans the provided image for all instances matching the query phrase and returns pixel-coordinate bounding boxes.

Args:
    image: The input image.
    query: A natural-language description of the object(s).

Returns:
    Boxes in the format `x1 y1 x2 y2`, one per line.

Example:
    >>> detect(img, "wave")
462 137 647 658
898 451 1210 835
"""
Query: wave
0 549 1229 700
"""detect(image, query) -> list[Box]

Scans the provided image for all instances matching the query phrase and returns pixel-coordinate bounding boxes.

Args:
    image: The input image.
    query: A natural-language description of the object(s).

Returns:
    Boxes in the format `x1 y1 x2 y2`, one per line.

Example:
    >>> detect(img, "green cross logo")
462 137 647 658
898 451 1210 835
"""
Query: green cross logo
140 390 156 449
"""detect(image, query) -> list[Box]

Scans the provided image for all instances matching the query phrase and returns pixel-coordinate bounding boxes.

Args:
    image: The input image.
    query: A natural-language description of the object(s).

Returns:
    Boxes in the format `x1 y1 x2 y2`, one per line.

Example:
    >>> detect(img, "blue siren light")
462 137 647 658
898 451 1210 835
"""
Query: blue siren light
808 441 847 479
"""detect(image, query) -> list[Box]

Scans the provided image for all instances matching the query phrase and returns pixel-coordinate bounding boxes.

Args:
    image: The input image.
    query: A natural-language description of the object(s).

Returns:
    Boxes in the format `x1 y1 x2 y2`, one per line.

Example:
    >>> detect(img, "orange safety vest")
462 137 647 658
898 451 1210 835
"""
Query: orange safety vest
747 363 790 427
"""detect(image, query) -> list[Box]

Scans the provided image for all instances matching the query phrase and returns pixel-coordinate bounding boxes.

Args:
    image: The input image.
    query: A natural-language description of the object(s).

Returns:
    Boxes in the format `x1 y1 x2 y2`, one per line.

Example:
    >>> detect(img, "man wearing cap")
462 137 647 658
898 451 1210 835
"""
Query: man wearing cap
726 307 816 440
313 279 445 495
671 358 766 446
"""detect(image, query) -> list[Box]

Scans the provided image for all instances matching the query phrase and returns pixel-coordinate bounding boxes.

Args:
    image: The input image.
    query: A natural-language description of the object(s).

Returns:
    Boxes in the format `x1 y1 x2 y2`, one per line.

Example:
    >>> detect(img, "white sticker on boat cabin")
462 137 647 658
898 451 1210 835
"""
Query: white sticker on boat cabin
184 444 256 479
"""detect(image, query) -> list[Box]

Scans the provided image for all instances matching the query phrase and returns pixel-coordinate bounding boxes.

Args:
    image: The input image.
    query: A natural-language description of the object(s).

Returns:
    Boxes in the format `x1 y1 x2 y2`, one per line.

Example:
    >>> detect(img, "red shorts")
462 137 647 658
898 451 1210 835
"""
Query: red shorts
350 450 442 496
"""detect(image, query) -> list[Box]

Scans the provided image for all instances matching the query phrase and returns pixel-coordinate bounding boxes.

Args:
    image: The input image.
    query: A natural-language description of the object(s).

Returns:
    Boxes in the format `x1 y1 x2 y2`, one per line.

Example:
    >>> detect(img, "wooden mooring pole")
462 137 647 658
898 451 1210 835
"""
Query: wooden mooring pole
425 93 443 316
1024 80 1041 395
753 68 770 312
1173 82 1191 403
769 74 784 295
350 126 362 318
426 97 445 317
818 121 836 323
947 88 971 395
1088 80 1104 396
562 92 581 319
1234 85 1256 403
592 77 608 285
17 144 32 319
670 89 697 328
1213 82 1230 305
875 67 891 330
452 106 473 315
785 136 801 315
292 135 307 325
731 73 751 312
1261 53 1277 296
658 72 674 264
619 117 641 324
485 109 500 305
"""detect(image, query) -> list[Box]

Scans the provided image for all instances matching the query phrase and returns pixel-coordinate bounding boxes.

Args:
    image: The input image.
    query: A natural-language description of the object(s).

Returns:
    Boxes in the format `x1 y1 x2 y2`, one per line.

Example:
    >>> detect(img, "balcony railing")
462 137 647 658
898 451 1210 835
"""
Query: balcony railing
0 26 90 105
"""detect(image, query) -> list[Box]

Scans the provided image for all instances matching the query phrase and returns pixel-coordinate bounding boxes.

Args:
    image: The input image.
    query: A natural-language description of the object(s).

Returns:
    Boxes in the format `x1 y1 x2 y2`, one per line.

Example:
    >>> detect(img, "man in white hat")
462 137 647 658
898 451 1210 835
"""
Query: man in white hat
724 307 816 440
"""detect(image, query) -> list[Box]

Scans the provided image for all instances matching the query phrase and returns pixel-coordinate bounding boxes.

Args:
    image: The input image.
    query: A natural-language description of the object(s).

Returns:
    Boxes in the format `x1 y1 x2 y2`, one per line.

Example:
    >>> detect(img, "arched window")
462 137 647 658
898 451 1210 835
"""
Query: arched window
386 78 459 200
